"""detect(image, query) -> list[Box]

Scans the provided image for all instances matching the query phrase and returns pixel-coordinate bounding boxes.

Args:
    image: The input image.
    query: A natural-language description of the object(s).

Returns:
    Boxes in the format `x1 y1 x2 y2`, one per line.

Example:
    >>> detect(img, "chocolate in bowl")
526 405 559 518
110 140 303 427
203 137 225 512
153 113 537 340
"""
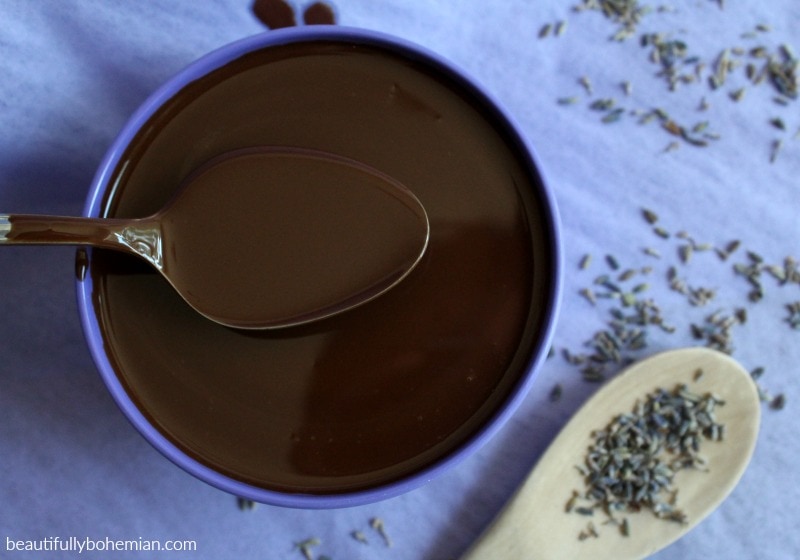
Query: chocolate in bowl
77 27 561 508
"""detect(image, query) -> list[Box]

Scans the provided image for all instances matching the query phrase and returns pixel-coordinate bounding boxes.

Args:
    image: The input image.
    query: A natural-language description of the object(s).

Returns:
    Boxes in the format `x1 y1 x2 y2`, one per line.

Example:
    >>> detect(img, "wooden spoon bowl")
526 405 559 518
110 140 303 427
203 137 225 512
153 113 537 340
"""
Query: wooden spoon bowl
464 347 761 560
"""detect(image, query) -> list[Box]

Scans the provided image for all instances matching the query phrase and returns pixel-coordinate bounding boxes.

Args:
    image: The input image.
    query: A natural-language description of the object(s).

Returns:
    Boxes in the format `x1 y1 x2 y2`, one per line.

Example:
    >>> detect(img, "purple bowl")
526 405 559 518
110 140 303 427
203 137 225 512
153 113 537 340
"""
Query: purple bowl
76 26 562 509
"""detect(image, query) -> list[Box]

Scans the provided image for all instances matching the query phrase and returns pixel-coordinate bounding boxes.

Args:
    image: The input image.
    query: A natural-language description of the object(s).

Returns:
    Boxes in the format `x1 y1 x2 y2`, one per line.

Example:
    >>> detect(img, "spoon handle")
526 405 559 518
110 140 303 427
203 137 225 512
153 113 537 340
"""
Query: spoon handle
460 478 547 560
0 213 162 267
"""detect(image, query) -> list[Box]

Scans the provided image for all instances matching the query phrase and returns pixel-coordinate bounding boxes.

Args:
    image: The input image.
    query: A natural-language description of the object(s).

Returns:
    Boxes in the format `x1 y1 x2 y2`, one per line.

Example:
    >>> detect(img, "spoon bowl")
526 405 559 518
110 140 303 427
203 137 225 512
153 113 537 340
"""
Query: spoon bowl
0 147 430 329
463 347 761 560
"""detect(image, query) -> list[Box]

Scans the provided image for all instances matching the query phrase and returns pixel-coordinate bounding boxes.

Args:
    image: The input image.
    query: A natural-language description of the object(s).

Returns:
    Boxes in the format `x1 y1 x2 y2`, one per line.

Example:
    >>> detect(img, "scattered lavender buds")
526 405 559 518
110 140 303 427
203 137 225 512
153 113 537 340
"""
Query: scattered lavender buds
294 538 321 560
786 302 800 330
236 497 256 511
557 207 793 410
568 382 726 538
554 1 798 160
370 517 393 548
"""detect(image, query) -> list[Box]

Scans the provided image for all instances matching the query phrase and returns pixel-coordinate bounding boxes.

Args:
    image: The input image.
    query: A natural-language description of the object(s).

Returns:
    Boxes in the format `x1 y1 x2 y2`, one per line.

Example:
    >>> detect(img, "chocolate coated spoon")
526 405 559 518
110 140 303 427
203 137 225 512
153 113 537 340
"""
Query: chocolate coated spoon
1 147 430 329
464 347 760 560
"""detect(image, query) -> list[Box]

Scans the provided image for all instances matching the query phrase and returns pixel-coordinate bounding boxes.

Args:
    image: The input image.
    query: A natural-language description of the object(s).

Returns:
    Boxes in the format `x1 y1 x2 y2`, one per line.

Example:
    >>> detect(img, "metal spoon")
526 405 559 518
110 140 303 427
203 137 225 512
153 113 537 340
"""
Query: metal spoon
463 347 760 560
1 147 430 329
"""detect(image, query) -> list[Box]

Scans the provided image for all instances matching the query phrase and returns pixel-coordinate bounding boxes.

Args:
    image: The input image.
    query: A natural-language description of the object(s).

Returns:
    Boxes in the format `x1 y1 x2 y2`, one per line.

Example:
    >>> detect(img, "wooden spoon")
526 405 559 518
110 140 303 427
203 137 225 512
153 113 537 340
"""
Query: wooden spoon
463 347 761 560
0 147 430 329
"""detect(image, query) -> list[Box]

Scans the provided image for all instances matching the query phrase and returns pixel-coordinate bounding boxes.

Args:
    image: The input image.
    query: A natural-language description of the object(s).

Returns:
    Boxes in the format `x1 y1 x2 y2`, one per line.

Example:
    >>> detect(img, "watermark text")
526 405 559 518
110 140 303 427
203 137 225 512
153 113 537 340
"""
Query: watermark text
6 536 197 554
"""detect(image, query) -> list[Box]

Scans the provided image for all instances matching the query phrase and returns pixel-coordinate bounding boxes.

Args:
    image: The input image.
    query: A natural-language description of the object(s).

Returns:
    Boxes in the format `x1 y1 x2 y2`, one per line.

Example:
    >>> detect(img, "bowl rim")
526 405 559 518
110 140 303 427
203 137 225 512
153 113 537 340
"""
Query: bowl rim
76 25 563 509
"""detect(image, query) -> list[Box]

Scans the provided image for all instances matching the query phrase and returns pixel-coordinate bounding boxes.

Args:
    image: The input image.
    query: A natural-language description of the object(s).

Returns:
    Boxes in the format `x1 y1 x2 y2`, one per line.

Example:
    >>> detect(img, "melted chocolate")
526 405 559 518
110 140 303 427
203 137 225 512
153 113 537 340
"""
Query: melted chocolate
89 41 554 494
303 2 336 25
252 0 296 29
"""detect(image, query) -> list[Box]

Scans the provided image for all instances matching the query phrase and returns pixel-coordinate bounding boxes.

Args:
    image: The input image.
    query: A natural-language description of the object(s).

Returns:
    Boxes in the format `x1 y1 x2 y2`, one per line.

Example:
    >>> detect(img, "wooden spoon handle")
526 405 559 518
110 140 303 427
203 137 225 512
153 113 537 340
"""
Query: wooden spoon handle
461 487 547 559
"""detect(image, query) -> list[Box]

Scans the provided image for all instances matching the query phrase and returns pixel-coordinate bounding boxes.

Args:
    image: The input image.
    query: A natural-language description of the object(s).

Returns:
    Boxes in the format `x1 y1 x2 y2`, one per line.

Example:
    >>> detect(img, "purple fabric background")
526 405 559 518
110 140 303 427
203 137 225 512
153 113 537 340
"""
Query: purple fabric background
1 2 797 558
